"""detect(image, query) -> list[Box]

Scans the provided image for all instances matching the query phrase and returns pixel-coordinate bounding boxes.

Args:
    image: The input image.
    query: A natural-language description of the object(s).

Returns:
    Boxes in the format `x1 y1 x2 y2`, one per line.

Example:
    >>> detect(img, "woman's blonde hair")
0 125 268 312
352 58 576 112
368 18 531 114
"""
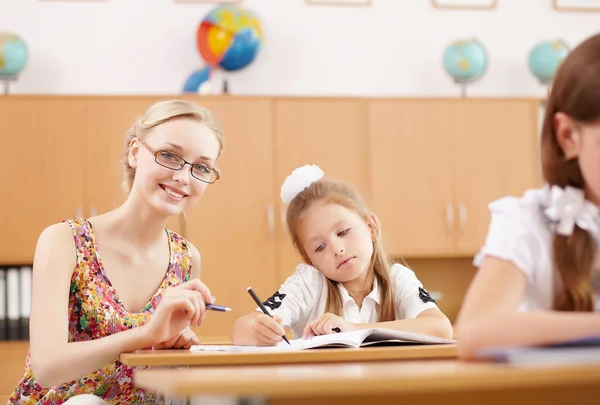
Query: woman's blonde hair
286 179 396 322
540 33 600 312
122 99 225 193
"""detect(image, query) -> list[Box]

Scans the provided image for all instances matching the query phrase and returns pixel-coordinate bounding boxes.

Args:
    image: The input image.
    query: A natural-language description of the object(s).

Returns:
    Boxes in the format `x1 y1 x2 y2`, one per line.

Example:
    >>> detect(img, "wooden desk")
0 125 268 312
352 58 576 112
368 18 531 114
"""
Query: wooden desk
134 359 600 405
120 344 456 367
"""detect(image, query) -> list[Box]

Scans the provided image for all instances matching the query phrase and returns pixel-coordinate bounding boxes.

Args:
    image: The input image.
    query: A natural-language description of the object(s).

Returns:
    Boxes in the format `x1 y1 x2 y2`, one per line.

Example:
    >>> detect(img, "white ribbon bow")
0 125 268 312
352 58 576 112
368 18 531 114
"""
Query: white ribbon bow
544 185 600 239
280 165 324 204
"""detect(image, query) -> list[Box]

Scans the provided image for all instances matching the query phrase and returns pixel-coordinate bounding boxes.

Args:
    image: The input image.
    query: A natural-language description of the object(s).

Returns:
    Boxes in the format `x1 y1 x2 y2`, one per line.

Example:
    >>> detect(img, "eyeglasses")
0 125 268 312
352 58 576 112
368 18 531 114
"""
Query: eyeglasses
138 138 220 184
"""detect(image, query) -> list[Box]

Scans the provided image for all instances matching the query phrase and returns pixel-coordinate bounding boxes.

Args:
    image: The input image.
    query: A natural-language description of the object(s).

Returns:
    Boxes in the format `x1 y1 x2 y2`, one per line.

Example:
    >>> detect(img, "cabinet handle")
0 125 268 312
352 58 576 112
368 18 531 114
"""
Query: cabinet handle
75 206 82 219
445 203 454 237
458 202 467 236
267 204 274 240
89 206 98 217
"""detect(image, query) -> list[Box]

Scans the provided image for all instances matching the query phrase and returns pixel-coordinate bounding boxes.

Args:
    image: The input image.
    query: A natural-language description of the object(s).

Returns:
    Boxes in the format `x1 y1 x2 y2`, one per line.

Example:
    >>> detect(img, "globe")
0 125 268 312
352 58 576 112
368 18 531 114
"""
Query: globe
183 66 213 94
0 32 28 78
528 39 569 85
442 38 488 84
197 5 262 72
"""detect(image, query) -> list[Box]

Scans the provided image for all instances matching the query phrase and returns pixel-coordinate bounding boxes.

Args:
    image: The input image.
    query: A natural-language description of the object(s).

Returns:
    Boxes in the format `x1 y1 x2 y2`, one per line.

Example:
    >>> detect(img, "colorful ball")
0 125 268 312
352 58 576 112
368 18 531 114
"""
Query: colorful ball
528 39 569 85
197 5 262 72
0 32 28 78
442 38 488 84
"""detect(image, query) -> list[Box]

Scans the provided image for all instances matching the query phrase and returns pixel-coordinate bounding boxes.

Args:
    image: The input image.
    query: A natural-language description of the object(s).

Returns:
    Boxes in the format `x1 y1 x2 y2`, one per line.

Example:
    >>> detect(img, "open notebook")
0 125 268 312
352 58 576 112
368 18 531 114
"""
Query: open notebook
476 336 600 366
190 328 456 353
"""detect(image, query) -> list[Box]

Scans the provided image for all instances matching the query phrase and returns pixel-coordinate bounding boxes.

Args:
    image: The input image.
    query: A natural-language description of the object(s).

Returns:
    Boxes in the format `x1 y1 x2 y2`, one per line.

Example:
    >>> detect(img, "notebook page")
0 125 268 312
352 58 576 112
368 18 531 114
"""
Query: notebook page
362 329 456 345
189 330 373 352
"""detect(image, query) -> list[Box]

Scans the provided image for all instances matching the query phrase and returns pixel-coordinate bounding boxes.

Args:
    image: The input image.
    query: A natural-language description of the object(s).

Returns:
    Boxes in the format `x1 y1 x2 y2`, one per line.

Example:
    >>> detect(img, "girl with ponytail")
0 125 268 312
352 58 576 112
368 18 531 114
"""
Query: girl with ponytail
456 33 600 359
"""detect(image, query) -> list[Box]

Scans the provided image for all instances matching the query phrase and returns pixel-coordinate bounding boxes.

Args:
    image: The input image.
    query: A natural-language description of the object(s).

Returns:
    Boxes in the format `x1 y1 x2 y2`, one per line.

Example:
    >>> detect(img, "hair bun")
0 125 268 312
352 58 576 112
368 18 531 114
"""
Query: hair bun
280 165 324 204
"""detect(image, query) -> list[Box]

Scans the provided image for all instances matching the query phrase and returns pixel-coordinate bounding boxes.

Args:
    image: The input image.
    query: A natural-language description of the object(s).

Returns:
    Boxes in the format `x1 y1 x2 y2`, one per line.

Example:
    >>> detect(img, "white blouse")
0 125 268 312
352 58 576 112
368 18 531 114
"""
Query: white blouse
261 263 439 339
473 186 600 312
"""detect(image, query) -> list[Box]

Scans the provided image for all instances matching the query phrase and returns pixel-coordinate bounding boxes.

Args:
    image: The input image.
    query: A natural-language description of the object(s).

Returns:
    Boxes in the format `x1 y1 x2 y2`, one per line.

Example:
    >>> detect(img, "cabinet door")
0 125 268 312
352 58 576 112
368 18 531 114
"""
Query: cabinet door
85 97 163 217
452 100 540 254
368 100 455 257
0 97 85 263
274 99 369 283
184 98 278 338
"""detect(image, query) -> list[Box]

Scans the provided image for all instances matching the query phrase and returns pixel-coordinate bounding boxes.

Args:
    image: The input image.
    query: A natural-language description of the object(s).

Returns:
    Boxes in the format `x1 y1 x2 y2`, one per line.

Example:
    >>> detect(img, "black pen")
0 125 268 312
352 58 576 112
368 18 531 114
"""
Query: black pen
246 287 291 345
206 304 232 312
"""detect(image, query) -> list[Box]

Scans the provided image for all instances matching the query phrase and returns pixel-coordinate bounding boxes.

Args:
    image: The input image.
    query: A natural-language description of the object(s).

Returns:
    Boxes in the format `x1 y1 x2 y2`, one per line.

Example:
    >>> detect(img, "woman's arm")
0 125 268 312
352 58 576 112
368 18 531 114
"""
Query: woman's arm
30 224 209 387
30 224 156 387
455 256 600 359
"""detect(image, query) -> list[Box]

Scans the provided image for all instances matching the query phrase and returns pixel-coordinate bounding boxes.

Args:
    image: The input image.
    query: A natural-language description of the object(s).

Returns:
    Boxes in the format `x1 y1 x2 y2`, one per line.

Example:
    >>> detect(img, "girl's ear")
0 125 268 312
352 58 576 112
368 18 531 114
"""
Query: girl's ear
128 137 140 169
555 112 582 159
367 214 381 242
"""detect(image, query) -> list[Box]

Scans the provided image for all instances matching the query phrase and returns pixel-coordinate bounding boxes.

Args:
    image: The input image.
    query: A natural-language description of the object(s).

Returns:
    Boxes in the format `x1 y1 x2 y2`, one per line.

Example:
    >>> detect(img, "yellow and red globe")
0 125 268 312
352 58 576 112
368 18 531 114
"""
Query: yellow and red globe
197 5 262 71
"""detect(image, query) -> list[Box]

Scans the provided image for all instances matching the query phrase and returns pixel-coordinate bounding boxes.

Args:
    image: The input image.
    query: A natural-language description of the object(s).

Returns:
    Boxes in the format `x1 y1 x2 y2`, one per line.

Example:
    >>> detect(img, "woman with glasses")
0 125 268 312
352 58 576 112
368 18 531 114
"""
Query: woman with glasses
9 99 224 405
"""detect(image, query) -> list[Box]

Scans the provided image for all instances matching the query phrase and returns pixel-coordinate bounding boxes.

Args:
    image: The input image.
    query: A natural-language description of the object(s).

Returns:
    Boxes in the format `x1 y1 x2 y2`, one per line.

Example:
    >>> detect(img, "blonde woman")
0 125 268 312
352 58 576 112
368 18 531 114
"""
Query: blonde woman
10 100 224 404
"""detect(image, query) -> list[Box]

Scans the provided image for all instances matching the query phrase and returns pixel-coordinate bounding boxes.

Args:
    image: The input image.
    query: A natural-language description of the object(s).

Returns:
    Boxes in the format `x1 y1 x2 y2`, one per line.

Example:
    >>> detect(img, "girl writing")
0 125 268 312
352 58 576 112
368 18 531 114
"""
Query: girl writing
231 165 453 346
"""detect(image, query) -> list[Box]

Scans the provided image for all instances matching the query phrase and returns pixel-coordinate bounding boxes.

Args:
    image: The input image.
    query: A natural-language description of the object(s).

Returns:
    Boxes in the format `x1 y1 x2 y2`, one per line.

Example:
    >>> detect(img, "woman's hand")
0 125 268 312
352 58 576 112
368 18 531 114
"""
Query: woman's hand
142 279 213 347
153 327 201 349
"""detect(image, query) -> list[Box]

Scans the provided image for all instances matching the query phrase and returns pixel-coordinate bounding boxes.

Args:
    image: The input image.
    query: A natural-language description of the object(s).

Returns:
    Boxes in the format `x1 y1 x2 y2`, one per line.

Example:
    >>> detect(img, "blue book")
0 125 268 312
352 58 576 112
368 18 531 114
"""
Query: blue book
546 336 600 348
477 336 600 366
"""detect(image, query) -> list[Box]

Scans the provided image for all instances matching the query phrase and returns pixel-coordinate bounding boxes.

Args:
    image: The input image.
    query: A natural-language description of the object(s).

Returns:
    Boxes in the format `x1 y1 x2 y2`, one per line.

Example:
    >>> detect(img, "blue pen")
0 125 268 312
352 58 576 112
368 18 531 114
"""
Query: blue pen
206 304 232 312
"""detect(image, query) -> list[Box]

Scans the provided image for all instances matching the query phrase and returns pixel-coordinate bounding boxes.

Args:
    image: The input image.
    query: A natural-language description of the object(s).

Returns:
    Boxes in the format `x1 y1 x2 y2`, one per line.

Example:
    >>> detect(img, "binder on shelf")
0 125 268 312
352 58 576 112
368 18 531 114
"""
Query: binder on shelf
6 267 21 340
0 268 6 341
20 266 32 340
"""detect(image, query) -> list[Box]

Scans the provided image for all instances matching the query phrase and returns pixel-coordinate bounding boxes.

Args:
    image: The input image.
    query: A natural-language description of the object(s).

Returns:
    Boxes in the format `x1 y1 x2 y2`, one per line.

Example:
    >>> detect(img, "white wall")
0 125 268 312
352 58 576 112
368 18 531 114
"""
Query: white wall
2 0 599 96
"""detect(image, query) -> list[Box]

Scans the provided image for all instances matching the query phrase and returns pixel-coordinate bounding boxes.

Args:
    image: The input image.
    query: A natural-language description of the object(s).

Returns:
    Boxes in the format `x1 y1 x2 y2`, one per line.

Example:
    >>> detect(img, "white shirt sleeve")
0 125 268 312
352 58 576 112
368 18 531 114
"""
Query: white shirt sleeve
392 264 439 319
257 263 325 332
473 196 545 284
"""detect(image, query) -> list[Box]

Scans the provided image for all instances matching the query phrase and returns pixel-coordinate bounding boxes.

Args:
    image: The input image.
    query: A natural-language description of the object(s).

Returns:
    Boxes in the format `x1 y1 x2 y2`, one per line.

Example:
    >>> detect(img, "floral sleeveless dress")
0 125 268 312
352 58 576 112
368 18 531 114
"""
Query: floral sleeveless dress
8 219 192 405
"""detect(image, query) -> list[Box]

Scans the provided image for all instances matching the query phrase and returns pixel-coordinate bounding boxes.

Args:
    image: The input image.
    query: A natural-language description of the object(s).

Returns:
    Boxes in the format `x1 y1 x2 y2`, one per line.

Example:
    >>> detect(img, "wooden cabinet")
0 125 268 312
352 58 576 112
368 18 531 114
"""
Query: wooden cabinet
273 99 369 284
85 97 163 217
0 97 86 263
0 341 28 398
451 100 540 254
184 98 278 336
368 100 455 257
0 96 540 338
368 99 540 257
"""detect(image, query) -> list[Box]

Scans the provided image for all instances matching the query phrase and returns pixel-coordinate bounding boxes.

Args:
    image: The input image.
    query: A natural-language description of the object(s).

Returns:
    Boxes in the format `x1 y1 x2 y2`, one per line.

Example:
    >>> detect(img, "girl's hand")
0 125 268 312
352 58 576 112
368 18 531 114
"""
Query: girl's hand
249 313 285 346
143 279 213 347
153 327 201 350
302 313 356 339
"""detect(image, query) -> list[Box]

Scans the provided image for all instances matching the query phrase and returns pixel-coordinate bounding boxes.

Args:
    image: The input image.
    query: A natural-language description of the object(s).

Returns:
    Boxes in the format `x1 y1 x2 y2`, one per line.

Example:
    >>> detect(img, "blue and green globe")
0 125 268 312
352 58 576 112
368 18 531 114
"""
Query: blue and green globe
442 38 488 84
0 32 28 78
528 39 569 85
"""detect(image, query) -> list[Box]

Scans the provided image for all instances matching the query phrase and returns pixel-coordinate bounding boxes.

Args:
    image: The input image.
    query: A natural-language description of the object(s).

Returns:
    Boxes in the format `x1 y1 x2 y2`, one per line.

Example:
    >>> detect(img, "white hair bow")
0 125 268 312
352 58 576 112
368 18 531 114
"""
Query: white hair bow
544 185 600 240
280 165 324 204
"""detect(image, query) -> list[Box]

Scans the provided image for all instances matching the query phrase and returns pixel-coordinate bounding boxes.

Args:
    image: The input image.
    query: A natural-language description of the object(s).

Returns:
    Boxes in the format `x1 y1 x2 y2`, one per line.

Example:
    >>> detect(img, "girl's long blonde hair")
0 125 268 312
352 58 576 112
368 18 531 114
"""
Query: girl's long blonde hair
286 179 396 321
540 33 600 312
